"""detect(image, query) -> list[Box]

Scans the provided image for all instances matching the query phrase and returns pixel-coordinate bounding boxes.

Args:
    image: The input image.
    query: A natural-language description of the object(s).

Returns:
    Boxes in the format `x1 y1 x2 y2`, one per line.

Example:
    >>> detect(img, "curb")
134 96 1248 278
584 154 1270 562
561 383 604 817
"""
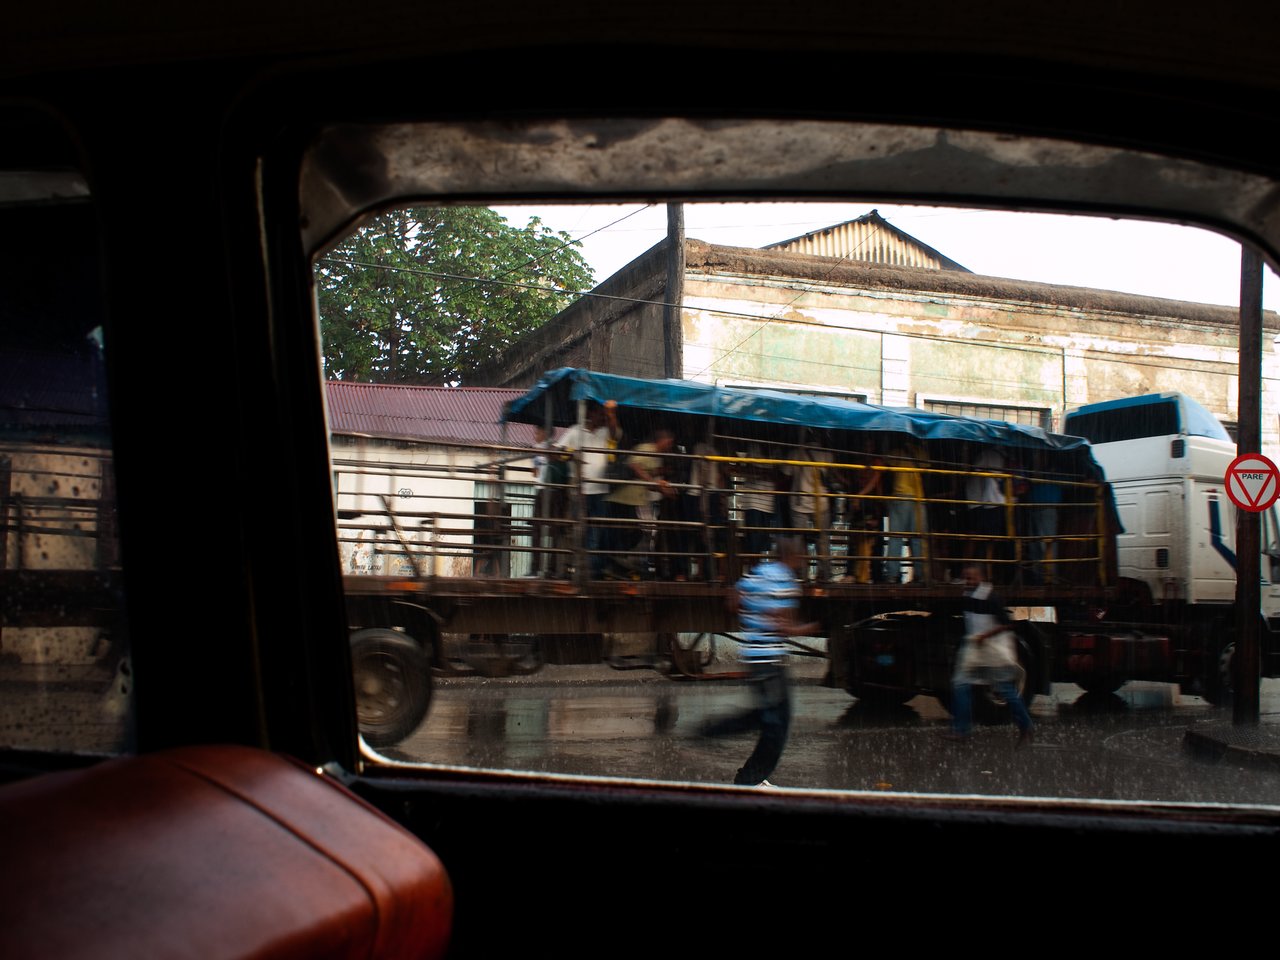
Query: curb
1182 718 1280 772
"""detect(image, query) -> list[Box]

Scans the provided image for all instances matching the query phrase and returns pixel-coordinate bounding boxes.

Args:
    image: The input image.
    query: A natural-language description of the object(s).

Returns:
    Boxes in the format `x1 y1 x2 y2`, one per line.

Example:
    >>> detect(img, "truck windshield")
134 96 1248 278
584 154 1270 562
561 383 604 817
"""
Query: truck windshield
1063 400 1180 443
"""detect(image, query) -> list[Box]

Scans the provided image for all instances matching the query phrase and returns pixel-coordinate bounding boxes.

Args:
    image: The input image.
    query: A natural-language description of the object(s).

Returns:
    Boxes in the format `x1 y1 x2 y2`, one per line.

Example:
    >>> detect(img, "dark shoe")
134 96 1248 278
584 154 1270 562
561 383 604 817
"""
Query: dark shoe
1016 728 1034 749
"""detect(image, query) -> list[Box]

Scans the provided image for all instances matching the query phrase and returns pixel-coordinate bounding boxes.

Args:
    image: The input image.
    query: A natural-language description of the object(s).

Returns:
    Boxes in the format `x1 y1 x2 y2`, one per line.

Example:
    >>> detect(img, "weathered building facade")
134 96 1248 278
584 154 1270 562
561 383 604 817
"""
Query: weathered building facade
474 236 1280 452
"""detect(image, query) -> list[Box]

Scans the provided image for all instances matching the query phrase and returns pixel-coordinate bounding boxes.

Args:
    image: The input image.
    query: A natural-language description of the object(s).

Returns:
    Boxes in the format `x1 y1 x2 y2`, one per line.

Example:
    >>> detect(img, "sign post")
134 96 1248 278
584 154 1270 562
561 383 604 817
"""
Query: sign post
1225 451 1273 722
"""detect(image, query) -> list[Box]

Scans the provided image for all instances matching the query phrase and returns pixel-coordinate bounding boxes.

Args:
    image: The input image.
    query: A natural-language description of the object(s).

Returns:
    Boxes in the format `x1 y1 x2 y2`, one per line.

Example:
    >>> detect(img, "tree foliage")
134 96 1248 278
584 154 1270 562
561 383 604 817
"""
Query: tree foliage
316 206 594 385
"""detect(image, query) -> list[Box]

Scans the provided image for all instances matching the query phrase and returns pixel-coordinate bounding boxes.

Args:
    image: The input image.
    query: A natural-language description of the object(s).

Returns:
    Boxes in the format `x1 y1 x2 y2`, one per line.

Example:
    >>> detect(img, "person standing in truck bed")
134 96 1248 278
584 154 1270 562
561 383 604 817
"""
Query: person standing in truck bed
555 400 622 579
885 439 927 584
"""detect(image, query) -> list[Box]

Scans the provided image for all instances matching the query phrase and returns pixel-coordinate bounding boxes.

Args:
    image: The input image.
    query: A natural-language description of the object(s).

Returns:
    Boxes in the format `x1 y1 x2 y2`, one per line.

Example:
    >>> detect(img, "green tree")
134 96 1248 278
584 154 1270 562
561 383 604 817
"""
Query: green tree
316 206 594 385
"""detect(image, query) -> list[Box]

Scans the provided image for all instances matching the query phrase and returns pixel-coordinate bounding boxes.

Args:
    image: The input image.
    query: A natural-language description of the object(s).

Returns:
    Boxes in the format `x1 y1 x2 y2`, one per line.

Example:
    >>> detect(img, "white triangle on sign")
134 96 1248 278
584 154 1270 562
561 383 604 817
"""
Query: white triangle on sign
1230 462 1275 508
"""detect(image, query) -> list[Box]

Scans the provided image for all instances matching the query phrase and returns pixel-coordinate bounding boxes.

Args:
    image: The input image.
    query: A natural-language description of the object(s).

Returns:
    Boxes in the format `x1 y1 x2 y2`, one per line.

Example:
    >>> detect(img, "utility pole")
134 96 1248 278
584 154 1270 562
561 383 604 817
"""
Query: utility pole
663 203 685 379
1235 246 1264 724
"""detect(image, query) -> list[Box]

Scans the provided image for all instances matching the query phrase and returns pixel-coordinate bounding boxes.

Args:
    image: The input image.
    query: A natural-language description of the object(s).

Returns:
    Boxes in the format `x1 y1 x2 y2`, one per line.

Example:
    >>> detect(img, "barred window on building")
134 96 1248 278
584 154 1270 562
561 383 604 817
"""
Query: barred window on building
919 397 1053 430
724 384 870 404
474 480 536 578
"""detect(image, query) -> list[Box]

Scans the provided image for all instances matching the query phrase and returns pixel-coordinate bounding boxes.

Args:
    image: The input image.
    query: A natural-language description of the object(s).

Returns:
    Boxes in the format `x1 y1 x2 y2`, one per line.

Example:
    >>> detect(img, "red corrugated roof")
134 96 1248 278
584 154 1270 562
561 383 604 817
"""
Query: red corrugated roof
325 381 537 446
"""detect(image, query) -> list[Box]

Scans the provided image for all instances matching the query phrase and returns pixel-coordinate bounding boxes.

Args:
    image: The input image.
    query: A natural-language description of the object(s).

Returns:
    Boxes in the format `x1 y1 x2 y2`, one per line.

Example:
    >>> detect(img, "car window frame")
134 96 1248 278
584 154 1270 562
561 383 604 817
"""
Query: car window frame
259 113 1280 822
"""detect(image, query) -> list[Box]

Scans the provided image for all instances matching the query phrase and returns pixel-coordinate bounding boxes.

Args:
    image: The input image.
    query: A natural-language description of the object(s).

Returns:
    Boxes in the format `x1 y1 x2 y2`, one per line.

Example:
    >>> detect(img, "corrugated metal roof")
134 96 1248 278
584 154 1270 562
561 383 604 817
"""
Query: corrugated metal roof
766 210 970 272
325 381 538 446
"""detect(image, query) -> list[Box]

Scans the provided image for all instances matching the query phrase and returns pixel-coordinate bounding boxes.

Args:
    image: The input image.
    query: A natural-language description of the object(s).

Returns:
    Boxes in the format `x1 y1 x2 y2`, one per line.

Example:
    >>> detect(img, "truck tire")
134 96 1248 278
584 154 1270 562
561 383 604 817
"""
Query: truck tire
843 613 927 707
1202 640 1235 707
351 628 432 748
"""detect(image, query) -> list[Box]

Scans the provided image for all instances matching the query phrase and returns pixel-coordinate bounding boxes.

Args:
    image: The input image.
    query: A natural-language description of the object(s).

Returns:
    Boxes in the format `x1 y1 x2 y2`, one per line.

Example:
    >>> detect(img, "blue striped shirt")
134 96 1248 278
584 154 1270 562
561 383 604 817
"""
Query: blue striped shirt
737 559 802 663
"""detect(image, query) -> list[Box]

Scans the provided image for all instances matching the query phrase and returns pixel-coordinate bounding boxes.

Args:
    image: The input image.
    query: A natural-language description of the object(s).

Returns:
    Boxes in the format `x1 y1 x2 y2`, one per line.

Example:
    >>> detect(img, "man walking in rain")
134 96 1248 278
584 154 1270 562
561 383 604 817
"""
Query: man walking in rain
700 536 822 786
944 563 1034 745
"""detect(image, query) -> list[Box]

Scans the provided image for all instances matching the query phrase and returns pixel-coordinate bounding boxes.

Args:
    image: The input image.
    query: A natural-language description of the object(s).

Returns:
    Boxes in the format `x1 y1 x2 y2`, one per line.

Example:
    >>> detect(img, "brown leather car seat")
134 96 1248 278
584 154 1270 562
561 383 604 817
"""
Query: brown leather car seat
0 744 452 959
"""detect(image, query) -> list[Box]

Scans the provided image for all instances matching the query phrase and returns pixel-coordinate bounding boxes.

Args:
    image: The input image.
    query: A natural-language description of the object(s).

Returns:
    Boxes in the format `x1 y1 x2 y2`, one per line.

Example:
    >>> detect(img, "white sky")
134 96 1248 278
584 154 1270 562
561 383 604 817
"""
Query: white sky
495 202 1280 313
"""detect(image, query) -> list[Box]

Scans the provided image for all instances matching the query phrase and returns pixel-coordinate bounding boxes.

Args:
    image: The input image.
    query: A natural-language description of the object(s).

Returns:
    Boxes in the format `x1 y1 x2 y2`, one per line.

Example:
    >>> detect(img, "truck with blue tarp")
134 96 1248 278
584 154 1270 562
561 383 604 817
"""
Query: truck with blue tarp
340 370 1277 744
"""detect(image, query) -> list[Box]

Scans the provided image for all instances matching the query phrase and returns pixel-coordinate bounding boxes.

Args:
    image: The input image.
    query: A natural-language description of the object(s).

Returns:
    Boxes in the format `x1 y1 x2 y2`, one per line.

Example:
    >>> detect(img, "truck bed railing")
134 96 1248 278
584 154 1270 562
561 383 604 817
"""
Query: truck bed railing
333 438 1110 590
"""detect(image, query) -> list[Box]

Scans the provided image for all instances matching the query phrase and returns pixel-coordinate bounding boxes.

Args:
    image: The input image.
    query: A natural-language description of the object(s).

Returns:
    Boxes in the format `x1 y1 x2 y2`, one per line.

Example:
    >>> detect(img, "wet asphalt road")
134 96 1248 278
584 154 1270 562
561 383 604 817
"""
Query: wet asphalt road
380 661 1280 808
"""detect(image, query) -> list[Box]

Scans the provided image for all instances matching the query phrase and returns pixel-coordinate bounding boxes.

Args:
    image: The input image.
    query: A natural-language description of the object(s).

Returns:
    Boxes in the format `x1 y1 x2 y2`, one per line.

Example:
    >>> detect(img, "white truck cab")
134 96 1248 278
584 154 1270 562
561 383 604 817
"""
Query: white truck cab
1063 392 1280 623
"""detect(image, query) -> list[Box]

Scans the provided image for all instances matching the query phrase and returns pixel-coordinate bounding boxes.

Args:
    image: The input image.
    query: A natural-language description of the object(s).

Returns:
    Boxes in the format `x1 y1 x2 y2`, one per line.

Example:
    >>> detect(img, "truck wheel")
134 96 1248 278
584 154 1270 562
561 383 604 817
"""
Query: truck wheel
842 613 926 706
1202 640 1235 707
668 632 716 677
351 628 432 747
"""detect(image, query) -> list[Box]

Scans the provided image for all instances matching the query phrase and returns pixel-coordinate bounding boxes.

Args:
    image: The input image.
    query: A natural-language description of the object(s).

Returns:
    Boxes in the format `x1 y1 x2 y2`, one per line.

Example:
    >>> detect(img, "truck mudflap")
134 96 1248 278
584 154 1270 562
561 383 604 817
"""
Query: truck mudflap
1060 625 1174 694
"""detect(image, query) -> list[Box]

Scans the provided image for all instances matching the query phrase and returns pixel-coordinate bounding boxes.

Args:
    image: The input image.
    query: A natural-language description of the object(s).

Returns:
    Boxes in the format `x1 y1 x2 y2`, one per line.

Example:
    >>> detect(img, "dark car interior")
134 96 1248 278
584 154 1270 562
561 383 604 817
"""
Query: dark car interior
2 4 1279 956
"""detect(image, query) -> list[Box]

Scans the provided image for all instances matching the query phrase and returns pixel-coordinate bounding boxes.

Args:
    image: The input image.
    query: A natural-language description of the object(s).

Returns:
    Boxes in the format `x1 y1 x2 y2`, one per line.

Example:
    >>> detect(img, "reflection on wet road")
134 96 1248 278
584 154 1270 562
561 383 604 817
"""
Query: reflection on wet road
381 663 1280 806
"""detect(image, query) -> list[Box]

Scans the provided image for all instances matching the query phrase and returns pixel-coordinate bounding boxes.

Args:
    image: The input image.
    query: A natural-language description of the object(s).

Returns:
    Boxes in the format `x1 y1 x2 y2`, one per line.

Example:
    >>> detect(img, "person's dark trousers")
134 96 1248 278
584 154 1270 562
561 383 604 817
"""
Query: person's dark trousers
661 495 692 579
701 661 792 785
734 662 792 785
949 665 1032 737
585 493 608 578
743 508 774 561
966 505 1008 577
604 499 638 572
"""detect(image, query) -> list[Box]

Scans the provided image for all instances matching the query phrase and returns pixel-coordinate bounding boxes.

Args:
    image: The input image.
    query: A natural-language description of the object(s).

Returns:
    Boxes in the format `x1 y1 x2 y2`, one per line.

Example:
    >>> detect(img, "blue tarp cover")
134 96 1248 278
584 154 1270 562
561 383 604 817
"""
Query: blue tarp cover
503 368 1089 452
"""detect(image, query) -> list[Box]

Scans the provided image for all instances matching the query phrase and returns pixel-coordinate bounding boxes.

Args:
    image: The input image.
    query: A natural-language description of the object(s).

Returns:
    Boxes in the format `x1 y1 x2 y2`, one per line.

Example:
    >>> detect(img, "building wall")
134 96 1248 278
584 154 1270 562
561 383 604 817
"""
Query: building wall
677 243 1279 452
477 237 1280 454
